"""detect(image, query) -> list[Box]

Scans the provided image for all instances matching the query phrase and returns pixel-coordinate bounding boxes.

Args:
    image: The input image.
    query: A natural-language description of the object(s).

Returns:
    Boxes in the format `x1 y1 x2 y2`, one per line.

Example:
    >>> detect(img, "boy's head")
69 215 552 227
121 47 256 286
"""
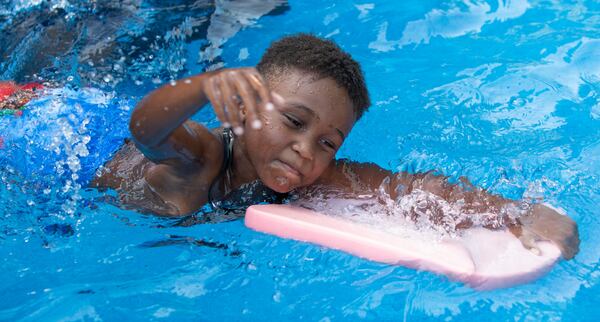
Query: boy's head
257 34 370 120
242 34 370 193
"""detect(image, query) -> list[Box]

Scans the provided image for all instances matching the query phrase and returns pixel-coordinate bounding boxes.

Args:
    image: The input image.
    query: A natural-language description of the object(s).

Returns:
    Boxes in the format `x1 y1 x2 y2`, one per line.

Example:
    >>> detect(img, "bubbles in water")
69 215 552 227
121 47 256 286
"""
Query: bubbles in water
74 143 89 157
272 290 282 303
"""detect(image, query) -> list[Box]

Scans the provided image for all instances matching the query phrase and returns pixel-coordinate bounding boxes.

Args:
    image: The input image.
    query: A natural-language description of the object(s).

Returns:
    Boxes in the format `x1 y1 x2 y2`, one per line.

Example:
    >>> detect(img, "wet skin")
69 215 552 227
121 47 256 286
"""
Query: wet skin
92 68 355 215
92 67 579 260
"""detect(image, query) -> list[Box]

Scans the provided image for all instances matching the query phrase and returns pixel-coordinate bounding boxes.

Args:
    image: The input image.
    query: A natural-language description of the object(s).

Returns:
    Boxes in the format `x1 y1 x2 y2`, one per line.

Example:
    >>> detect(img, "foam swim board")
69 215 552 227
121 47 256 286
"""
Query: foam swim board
245 204 561 290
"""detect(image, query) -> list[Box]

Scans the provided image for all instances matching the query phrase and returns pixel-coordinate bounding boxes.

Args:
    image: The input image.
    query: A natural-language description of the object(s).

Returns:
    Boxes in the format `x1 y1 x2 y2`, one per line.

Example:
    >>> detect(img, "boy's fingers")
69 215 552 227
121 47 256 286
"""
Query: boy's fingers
271 91 286 107
234 75 262 130
219 72 243 133
207 77 230 128
519 230 542 256
246 71 272 108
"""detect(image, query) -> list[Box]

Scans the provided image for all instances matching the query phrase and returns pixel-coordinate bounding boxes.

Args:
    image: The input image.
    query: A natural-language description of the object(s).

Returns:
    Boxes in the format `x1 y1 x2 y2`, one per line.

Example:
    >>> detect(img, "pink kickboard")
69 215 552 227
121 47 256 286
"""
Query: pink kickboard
244 204 561 290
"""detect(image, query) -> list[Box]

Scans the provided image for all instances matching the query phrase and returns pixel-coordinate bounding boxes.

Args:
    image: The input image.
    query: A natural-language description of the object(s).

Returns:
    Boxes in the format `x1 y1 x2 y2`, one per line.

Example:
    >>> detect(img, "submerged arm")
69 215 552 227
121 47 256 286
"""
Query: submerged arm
316 159 580 259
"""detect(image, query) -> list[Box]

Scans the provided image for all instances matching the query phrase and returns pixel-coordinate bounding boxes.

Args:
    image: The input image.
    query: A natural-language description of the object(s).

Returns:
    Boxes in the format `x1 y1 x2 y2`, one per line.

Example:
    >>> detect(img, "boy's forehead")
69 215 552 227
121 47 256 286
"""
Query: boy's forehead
269 69 347 103
266 67 317 88
269 69 356 133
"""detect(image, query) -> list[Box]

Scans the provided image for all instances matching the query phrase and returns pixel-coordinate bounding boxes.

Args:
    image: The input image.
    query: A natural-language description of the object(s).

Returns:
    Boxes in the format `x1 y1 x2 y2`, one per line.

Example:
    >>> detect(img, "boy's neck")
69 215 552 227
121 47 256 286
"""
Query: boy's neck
229 134 260 190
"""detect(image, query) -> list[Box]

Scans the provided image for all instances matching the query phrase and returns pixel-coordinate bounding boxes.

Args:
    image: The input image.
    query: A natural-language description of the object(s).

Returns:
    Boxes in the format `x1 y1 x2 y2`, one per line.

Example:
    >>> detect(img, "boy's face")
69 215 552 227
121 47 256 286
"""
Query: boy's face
242 69 355 193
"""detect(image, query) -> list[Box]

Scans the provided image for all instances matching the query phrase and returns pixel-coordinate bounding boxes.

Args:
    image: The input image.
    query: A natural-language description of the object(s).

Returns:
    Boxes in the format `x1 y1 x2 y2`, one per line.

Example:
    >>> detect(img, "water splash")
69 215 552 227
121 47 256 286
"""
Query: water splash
291 178 528 240
0 87 131 245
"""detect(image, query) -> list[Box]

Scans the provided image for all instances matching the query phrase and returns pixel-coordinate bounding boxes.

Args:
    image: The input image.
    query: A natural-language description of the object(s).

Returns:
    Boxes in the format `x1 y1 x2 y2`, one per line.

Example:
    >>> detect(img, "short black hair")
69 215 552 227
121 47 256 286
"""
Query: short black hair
257 34 370 120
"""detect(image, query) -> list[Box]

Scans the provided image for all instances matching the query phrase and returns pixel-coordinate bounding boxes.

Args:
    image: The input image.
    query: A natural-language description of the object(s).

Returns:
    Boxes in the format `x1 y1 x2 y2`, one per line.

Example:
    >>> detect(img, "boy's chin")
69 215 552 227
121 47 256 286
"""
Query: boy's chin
263 176 298 193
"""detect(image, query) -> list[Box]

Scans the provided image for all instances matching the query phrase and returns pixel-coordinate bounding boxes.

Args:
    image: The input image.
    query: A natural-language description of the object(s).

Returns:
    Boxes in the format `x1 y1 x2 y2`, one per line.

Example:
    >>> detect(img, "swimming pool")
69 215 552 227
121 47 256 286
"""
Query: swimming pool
1 0 599 320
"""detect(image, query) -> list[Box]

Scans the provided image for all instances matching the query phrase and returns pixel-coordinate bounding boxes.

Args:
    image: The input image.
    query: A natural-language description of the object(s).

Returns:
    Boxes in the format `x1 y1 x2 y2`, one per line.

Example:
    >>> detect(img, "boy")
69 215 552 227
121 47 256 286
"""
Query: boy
92 34 579 259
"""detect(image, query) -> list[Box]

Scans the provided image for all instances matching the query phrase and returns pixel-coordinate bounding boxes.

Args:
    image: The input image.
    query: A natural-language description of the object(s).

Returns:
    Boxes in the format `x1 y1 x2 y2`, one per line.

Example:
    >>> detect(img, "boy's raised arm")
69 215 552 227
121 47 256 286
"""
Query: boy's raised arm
129 68 272 167
129 72 217 164
316 159 580 259
131 74 213 147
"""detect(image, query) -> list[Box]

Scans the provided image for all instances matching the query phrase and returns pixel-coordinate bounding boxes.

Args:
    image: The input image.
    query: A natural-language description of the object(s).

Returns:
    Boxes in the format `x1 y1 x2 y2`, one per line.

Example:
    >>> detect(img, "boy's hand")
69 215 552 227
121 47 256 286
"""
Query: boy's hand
202 67 275 135
510 204 580 260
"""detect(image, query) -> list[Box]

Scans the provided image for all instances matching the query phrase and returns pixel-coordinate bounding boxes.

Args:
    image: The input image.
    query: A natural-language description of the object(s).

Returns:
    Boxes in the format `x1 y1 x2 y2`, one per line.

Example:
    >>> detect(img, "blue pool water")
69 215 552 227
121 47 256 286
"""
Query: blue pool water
1 0 600 320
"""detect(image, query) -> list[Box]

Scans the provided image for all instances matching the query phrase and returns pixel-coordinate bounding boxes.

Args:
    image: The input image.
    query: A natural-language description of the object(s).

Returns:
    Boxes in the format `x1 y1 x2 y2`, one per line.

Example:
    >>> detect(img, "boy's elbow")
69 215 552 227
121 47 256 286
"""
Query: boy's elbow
129 102 156 148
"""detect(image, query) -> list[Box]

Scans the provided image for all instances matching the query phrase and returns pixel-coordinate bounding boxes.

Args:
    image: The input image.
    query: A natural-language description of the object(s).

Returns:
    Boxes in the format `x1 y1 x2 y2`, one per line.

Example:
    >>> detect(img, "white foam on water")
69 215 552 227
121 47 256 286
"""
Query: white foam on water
290 179 528 243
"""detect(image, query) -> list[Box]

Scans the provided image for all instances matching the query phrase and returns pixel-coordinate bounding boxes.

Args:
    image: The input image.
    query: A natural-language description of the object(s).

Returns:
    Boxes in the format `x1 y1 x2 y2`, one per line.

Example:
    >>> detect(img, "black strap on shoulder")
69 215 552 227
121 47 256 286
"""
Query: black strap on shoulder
208 128 234 210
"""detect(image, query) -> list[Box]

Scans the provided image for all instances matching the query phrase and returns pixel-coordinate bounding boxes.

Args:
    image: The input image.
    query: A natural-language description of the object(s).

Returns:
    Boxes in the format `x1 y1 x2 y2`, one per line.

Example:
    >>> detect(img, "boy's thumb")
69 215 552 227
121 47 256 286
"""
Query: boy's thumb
518 230 542 256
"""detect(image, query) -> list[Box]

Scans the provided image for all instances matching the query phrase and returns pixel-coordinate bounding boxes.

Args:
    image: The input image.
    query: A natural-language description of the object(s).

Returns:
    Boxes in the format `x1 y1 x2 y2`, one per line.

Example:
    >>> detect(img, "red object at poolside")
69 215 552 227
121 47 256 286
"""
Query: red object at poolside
19 82 44 91
0 81 44 100
0 81 19 101
0 81 44 111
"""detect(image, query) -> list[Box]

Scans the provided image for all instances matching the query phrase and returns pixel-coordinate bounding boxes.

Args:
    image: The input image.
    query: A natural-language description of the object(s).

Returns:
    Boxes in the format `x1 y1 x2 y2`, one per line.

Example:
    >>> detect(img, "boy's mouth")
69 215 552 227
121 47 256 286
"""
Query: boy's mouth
274 159 302 180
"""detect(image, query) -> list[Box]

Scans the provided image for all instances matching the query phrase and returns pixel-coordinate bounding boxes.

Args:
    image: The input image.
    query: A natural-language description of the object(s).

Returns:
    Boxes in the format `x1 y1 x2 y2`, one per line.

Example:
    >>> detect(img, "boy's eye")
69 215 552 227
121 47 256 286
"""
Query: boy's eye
320 138 337 150
284 114 303 128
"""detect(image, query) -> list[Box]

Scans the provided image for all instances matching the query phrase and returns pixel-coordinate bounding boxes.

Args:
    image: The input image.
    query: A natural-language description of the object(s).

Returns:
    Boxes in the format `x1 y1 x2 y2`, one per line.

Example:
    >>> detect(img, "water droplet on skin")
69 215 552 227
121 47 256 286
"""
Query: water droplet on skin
251 120 262 129
163 106 169 111
223 122 231 128
276 176 288 186
265 102 274 111
169 80 177 86
234 127 244 135
184 79 192 84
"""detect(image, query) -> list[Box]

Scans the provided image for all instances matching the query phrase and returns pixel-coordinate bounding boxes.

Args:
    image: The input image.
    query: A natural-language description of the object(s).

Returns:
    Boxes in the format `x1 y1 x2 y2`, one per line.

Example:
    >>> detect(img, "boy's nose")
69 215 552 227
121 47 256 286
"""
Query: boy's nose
292 140 314 161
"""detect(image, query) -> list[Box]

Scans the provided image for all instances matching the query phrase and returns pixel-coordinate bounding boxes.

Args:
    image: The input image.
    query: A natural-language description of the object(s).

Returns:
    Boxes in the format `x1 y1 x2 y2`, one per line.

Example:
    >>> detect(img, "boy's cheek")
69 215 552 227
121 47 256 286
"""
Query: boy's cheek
258 112 277 129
